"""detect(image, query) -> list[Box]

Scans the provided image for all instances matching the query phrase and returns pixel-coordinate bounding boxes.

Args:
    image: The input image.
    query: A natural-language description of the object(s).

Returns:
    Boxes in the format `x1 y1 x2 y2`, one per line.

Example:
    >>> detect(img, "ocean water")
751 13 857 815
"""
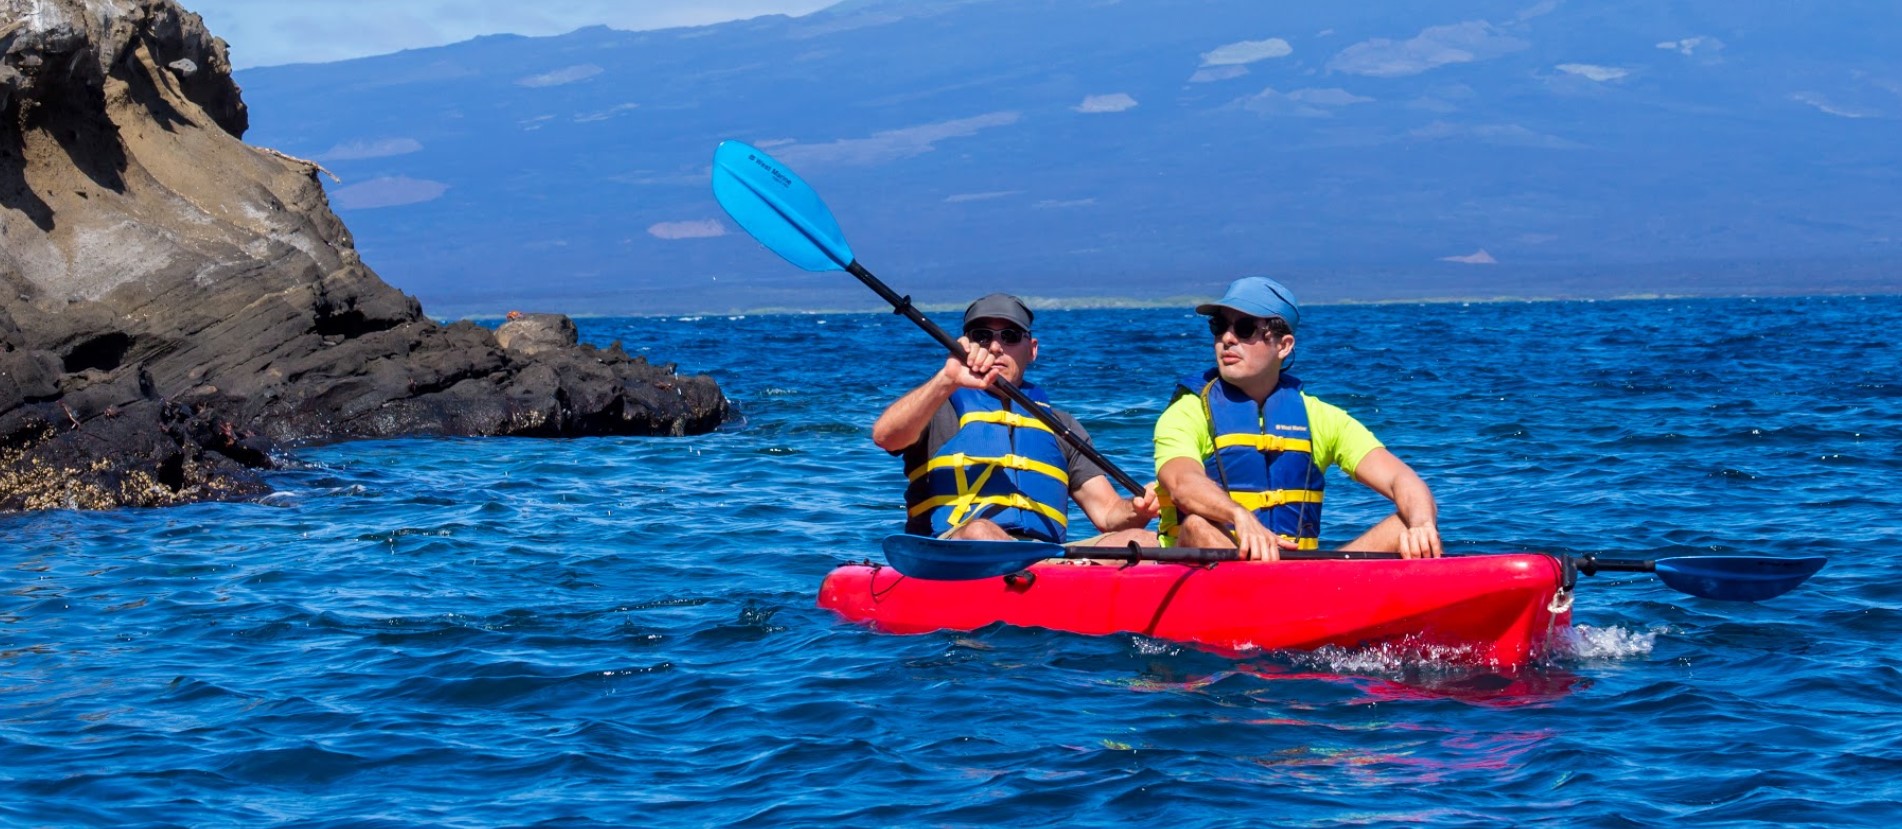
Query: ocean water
4 295 1900 826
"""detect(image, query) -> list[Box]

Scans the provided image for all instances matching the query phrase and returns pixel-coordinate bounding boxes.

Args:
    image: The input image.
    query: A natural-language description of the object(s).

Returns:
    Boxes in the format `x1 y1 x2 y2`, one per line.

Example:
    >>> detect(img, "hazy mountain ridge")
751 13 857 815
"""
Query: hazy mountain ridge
236 0 1902 315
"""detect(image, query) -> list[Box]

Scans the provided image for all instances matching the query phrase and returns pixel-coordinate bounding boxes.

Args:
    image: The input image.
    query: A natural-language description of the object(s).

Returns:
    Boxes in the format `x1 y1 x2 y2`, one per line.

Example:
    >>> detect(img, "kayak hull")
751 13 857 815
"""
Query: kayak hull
817 554 1573 668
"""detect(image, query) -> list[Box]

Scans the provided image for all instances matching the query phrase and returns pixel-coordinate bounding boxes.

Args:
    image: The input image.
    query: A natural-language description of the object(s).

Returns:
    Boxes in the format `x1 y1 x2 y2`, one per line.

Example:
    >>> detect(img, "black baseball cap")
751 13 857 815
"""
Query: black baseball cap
962 293 1034 330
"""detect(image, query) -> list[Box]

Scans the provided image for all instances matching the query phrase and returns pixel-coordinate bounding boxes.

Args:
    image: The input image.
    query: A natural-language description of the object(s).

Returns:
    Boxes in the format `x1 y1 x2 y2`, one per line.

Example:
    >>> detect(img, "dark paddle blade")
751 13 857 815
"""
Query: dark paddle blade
881 535 1064 580
711 140 854 272
1651 555 1827 601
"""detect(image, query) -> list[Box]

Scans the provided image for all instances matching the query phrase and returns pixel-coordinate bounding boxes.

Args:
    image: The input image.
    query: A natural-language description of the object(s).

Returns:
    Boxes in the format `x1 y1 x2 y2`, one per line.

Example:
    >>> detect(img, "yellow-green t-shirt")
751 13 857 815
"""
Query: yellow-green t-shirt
1153 391 1384 480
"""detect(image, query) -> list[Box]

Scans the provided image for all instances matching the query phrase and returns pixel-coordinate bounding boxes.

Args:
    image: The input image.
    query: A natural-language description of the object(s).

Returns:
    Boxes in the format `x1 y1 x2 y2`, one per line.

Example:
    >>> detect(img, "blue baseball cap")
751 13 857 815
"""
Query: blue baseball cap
1195 277 1300 334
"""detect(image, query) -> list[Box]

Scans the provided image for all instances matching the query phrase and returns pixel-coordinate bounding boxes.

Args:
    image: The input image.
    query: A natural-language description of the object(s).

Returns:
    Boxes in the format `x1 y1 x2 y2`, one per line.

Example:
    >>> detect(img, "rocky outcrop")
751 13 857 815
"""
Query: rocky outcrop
0 0 727 511
495 312 579 357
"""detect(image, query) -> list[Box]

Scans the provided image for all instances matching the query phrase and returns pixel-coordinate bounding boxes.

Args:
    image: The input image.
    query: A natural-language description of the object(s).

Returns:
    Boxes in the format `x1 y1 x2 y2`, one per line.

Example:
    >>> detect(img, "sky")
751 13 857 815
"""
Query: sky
186 0 839 68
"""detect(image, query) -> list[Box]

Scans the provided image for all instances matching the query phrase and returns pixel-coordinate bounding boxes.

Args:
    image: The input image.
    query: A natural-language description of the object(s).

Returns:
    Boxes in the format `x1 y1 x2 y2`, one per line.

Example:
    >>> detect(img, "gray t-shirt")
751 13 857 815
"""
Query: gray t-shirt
893 398 1106 535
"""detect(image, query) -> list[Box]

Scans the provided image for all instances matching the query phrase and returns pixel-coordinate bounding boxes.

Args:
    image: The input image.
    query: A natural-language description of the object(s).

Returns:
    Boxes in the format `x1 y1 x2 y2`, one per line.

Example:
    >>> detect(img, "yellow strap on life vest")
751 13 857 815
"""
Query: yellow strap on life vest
957 410 1054 433
1155 489 1319 549
909 492 1070 528
1228 488 1325 511
947 459 998 527
905 452 1070 485
1281 534 1321 550
1156 489 1323 516
1213 433 1313 454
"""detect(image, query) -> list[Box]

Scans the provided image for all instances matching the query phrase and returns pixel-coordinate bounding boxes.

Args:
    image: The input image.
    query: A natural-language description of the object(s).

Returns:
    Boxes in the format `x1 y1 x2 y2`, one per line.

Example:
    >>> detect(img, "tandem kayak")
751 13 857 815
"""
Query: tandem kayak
817 553 1574 668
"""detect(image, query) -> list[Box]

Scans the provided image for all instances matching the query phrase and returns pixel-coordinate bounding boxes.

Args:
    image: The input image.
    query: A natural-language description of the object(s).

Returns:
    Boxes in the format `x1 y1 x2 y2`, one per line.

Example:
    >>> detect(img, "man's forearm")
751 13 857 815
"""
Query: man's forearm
1159 458 1244 526
1392 474 1438 529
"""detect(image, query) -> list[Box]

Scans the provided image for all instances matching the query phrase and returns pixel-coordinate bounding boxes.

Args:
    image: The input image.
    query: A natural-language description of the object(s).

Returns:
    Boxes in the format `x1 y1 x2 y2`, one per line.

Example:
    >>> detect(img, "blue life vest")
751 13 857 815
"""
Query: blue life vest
904 384 1072 542
1159 369 1325 548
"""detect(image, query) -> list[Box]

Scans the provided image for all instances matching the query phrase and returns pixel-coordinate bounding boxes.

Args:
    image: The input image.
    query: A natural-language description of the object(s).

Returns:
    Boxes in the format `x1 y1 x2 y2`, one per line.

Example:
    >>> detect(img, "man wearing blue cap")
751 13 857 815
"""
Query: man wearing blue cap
873 293 1159 547
1153 277 1442 560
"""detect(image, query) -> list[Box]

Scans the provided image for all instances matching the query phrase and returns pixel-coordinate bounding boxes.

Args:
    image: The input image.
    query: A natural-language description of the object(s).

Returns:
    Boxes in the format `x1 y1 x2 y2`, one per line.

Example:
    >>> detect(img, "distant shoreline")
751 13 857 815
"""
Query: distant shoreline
443 288 1901 323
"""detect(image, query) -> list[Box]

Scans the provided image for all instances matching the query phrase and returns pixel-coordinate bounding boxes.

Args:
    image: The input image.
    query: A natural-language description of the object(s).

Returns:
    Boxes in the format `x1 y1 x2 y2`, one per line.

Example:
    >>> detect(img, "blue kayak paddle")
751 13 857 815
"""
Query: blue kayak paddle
879 534 1826 602
710 141 1148 496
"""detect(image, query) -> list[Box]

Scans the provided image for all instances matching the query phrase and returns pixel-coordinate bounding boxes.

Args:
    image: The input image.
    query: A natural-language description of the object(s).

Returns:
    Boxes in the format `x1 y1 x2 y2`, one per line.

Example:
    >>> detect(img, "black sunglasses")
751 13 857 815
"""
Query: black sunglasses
1207 316 1275 340
966 327 1027 346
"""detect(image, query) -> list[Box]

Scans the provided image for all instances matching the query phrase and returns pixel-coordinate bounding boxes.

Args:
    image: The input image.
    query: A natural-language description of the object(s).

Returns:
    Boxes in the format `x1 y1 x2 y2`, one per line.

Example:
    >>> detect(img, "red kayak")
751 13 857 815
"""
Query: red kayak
817 554 1573 668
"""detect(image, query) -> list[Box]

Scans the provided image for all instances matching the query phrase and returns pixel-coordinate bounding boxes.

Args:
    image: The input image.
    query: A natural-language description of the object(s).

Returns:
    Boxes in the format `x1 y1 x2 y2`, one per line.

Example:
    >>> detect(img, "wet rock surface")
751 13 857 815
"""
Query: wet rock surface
0 0 727 511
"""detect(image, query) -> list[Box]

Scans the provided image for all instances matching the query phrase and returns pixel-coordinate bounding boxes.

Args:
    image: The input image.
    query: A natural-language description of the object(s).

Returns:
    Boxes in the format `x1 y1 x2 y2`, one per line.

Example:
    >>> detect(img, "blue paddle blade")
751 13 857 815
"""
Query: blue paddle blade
880 534 1066 580
711 140 854 272
1652 555 1827 601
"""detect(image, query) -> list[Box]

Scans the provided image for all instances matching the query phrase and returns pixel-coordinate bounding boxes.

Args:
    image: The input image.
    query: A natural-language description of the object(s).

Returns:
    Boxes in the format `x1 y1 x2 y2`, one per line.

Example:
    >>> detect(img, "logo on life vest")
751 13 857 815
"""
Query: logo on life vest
1273 424 1309 432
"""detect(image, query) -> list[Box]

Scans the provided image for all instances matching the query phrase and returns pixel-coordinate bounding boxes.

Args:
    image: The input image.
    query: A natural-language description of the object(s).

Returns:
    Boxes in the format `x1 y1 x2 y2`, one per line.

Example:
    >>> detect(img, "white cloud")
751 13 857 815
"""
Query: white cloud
1201 38 1293 67
610 169 705 186
1189 65 1249 84
944 190 1022 203
575 103 641 123
647 220 727 239
1074 93 1138 113
1656 36 1723 57
1441 249 1498 264
189 1 839 68
314 138 423 161
330 176 449 209
1328 21 1528 77
518 64 602 87
1792 93 1876 119
1517 0 1561 21
1236 87 1373 117
1289 88 1370 107
770 112 1021 166
1410 121 1583 149
1556 63 1627 82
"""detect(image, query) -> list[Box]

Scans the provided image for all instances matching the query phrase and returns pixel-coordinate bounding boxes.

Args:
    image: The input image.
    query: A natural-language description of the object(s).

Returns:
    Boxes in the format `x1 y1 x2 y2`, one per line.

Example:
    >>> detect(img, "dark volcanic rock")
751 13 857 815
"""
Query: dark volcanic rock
0 0 727 511
495 312 579 357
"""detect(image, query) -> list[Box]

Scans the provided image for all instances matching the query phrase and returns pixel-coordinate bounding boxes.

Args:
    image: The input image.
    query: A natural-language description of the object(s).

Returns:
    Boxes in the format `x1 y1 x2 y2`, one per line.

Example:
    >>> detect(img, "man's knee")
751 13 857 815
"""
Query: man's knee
946 520 1012 541
1177 515 1234 547
1091 528 1158 548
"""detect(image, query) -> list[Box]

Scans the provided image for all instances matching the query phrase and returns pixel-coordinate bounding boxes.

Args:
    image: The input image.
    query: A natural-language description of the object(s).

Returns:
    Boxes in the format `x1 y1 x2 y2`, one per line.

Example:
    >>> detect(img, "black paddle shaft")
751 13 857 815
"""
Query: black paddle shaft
1067 546 1404 564
846 261 1147 495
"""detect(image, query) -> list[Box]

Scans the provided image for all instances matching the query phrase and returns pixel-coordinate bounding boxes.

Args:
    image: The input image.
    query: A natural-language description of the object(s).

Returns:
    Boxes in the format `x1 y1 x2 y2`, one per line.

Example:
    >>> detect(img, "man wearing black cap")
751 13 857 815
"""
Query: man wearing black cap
873 293 1159 546
1154 277 1442 561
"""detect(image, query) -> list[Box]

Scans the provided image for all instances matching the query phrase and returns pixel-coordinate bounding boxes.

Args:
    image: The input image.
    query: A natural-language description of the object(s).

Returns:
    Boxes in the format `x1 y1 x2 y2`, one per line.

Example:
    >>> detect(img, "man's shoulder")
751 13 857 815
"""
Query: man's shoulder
1041 403 1091 445
1299 391 1354 418
1297 391 1376 442
1298 390 1349 415
899 401 961 455
1154 394 1210 451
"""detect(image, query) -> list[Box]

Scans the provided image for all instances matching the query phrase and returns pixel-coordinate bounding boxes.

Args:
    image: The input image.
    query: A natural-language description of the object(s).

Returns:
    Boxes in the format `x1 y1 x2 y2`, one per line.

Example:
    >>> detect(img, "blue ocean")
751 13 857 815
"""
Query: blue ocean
5 295 1899 826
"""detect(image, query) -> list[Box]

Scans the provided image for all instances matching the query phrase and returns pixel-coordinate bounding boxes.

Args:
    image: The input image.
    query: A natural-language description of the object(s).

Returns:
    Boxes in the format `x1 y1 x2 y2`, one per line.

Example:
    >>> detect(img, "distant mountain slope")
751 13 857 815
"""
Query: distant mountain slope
235 0 1902 315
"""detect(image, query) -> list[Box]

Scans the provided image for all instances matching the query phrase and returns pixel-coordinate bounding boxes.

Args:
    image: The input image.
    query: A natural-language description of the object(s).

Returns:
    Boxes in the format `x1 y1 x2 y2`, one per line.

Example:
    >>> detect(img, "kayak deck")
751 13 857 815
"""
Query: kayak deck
817 554 1573 668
